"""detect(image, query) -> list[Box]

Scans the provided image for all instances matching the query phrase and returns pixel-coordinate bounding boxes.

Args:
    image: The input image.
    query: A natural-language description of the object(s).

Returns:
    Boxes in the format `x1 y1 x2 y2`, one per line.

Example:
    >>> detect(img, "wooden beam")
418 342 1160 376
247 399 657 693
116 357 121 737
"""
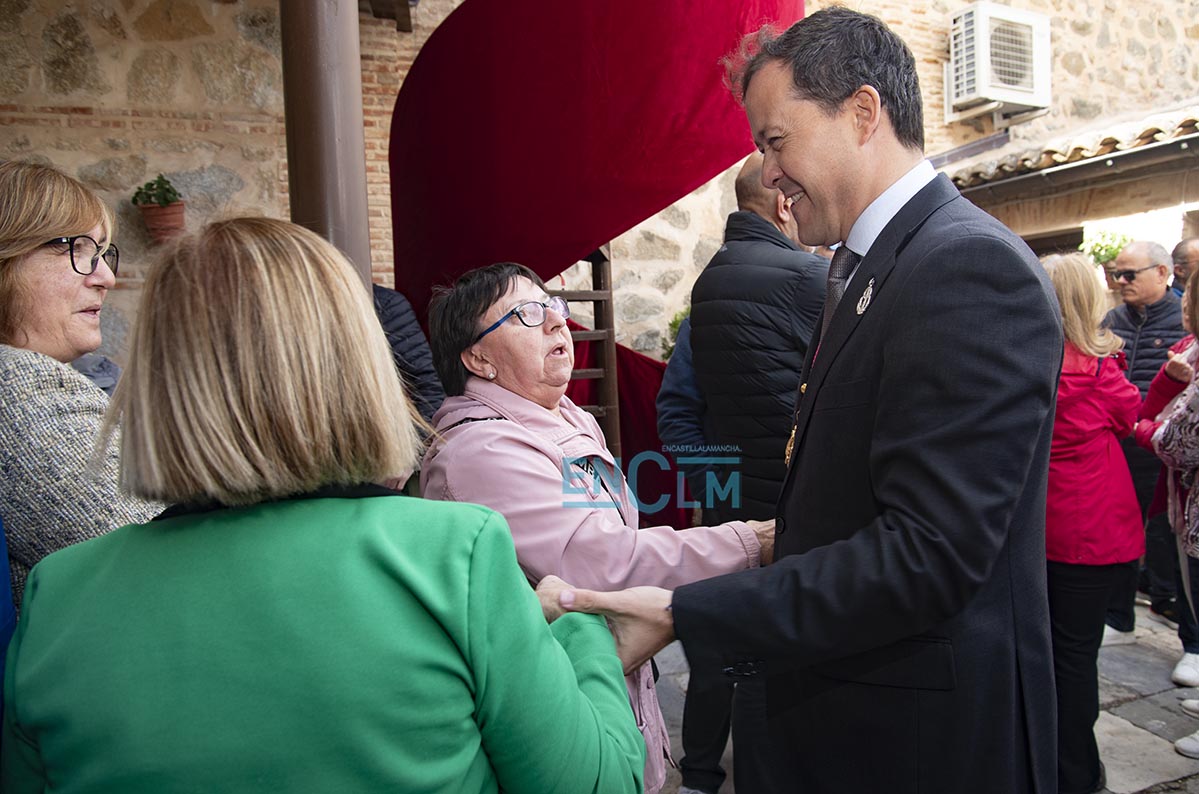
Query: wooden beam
359 0 411 32
366 0 396 20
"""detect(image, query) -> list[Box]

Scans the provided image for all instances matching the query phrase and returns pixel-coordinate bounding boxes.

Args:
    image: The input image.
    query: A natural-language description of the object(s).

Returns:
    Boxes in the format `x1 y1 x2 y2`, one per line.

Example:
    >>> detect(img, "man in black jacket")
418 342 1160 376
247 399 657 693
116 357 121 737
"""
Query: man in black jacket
676 152 826 794
689 152 828 525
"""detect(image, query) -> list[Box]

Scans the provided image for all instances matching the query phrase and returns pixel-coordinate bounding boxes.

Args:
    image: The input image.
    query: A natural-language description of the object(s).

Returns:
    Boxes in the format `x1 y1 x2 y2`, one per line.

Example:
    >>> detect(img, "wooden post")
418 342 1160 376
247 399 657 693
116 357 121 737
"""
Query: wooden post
279 0 373 289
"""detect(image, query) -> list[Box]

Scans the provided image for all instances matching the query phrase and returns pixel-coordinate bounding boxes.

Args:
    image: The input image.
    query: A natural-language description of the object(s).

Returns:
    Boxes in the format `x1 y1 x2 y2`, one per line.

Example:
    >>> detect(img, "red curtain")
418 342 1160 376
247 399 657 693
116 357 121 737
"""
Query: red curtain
390 0 804 318
389 0 805 528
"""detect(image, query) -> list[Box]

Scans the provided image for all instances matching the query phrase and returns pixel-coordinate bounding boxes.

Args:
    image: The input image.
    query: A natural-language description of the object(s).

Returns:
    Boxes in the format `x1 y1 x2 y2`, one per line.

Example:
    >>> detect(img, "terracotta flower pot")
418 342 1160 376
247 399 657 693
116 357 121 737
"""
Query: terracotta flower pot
138 201 186 245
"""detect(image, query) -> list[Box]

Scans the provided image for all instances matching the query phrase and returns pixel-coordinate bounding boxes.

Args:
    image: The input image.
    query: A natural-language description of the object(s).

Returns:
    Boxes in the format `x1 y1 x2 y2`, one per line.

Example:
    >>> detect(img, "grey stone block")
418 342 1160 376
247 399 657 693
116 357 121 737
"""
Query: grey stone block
1100 641 1178 696
1110 688 1199 741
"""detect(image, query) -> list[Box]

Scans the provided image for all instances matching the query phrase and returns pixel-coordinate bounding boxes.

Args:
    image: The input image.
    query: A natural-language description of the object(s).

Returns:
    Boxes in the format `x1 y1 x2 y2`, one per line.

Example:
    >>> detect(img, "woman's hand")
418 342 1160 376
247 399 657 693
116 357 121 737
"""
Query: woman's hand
747 519 775 565
1166 350 1195 384
536 574 573 623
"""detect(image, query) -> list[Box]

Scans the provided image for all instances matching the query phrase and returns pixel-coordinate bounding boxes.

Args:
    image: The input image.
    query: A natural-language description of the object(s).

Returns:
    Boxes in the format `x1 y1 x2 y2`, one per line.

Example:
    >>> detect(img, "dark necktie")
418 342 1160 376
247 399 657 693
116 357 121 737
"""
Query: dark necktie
821 246 861 340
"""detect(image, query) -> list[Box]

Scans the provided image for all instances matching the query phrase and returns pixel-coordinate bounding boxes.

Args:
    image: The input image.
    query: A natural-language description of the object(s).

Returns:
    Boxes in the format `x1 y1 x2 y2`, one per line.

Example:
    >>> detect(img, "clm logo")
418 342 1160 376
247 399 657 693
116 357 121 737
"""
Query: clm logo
561 452 741 512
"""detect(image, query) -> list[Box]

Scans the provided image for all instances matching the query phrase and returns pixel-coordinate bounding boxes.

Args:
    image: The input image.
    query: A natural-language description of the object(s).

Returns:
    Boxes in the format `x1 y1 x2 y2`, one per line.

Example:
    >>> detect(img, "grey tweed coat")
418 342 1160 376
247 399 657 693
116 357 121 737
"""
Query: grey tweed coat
0 344 160 609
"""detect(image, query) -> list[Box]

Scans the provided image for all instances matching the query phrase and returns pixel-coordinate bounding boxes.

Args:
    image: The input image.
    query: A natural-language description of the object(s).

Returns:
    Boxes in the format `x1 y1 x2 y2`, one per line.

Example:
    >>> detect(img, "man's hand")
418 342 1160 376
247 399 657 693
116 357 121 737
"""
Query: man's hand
541 578 676 675
747 519 775 565
1166 349 1195 384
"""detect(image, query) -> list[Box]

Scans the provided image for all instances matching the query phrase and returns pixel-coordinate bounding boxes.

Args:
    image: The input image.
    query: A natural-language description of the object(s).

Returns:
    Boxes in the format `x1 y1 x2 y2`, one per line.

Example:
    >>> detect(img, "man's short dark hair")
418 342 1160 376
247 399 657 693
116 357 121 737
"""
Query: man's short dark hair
726 6 925 151
1173 237 1199 263
428 262 544 396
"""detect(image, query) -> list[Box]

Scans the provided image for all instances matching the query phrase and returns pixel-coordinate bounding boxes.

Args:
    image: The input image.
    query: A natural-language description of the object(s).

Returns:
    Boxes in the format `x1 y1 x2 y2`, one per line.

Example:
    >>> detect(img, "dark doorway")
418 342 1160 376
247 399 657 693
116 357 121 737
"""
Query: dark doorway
1025 228 1084 258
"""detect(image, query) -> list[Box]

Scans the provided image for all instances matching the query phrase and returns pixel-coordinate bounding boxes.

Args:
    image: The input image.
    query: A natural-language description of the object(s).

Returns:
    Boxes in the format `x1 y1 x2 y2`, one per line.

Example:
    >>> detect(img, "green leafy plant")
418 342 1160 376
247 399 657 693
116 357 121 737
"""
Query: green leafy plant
662 306 691 360
132 174 181 207
1079 230 1132 266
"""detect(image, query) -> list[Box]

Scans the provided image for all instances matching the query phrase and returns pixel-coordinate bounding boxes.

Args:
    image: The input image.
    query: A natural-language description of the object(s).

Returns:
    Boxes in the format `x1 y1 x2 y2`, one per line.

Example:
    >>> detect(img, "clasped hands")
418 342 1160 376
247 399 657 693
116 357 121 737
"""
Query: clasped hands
534 518 775 674
536 575 675 676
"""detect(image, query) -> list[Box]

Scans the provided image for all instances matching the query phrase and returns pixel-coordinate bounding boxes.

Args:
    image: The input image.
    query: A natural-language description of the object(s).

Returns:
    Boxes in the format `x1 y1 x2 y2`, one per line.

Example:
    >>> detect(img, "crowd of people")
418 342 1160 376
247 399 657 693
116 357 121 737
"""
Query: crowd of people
1 6 1198 794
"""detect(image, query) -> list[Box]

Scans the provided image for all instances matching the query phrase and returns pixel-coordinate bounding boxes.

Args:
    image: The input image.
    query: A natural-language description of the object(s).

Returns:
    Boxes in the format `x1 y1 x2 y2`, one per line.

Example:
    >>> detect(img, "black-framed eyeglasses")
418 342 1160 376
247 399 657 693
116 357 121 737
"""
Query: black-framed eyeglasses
43 235 119 277
1112 264 1156 283
474 295 570 343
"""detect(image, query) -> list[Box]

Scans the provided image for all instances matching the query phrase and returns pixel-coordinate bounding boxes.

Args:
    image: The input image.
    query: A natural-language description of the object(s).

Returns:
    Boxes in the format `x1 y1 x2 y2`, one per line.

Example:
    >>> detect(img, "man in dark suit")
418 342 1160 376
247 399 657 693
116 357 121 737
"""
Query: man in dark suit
542 7 1063 793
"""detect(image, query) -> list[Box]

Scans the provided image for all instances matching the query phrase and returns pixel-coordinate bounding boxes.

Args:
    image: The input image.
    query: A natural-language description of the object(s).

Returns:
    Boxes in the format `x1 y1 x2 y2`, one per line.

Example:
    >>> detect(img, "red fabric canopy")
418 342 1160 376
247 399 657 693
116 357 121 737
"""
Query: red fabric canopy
390 0 804 317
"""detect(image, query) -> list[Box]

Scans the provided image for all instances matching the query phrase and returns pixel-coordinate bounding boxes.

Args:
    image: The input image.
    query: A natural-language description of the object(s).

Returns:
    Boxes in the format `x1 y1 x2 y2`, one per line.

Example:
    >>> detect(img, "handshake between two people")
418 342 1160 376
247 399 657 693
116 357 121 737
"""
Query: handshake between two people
535 518 775 675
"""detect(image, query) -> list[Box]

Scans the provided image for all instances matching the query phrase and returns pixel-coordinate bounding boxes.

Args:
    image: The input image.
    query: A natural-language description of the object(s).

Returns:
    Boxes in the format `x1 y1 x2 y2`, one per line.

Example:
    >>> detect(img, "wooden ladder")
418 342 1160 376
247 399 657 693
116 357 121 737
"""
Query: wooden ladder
549 246 622 459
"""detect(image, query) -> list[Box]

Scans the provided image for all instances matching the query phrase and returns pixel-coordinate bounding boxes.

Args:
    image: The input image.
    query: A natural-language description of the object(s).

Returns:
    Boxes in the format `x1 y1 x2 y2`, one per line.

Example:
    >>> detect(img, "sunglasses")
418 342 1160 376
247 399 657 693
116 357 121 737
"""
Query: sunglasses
1111 264 1157 283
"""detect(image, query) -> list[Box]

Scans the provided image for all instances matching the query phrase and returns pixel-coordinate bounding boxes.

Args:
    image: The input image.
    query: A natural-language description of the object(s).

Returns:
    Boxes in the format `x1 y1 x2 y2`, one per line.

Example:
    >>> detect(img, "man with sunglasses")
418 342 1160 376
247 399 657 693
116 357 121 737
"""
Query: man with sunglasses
1102 240 1185 648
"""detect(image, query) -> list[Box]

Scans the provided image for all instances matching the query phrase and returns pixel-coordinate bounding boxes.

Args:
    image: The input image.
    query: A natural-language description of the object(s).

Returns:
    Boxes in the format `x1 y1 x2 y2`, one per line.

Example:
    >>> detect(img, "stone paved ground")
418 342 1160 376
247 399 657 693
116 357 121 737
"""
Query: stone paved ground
655 604 1199 793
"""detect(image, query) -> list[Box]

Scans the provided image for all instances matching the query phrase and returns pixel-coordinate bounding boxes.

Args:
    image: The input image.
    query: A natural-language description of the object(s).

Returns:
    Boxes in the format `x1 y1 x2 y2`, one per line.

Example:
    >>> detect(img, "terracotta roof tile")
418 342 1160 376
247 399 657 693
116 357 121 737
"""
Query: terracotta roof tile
947 104 1199 188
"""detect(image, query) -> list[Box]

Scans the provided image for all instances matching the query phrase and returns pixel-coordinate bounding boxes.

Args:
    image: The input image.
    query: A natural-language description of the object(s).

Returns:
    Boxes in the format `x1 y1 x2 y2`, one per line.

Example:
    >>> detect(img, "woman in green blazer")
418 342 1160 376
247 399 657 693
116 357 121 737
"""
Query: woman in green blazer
1 218 645 794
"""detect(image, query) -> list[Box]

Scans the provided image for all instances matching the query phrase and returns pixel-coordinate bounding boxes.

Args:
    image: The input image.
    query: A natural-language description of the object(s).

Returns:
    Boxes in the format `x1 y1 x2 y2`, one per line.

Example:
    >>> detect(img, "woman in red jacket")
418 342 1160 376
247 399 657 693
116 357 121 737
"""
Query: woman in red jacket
1043 252 1145 794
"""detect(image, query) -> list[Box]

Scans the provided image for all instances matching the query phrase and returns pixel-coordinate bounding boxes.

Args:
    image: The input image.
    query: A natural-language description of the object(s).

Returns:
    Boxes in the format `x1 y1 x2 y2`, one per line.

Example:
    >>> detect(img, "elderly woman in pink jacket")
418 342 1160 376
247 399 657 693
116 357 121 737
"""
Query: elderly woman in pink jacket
422 262 774 794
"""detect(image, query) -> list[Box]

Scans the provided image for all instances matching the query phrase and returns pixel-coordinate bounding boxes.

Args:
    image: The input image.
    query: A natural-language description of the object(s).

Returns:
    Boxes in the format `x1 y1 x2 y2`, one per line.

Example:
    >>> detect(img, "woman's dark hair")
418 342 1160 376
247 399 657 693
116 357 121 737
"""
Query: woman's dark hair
428 262 545 396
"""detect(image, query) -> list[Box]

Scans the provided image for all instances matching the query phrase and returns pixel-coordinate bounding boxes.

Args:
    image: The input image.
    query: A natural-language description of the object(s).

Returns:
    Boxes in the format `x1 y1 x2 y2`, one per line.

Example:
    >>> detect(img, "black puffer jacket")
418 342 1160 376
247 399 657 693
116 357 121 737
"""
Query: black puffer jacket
689 211 828 522
373 285 445 422
1104 291 1184 395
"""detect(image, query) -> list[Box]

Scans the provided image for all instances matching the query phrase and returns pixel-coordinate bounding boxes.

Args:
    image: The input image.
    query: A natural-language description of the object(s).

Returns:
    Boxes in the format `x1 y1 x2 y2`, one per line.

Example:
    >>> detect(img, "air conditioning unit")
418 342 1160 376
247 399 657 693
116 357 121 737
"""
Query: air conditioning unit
944 2 1051 125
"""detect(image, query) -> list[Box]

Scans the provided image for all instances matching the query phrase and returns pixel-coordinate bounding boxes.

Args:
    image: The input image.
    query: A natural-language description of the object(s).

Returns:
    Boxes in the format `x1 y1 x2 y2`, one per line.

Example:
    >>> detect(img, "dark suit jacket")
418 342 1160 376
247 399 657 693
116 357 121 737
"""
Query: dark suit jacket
673 175 1062 793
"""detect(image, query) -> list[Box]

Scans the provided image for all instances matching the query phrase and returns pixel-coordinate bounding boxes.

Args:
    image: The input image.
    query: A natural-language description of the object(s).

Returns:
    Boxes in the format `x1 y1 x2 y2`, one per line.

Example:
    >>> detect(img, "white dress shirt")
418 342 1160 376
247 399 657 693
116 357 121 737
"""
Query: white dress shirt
842 159 937 286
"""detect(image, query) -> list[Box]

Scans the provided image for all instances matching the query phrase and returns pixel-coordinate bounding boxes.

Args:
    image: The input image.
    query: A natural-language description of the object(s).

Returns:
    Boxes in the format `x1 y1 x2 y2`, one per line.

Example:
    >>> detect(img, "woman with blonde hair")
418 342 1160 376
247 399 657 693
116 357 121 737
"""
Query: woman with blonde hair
1 217 645 793
0 160 159 611
1041 251 1144 794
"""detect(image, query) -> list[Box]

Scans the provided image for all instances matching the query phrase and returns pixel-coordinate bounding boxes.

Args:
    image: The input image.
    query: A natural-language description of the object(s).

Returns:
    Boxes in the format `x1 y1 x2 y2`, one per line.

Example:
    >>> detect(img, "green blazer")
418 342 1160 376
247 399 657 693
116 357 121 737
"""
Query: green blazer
2 488 644 793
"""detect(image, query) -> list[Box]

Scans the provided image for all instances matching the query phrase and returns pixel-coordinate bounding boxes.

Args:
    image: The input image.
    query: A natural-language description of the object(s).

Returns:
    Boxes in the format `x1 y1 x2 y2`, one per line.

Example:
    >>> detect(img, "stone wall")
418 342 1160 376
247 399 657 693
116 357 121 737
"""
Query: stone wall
0 0 293 357
0 0 463 362
560 164 740 357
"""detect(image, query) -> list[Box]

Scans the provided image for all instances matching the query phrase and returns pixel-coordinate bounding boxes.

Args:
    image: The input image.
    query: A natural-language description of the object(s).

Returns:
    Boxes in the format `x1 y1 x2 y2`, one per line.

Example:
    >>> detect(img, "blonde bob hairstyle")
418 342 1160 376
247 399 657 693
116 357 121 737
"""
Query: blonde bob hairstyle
103 217 423 506
1041 252 1123 358
0 159 114 346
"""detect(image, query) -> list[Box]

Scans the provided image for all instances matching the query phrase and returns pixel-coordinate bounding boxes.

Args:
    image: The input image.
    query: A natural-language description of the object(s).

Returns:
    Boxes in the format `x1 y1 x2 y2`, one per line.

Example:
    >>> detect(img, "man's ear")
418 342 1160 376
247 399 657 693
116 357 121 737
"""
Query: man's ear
849 85 883 143
461 345 491 380
775 190 791 225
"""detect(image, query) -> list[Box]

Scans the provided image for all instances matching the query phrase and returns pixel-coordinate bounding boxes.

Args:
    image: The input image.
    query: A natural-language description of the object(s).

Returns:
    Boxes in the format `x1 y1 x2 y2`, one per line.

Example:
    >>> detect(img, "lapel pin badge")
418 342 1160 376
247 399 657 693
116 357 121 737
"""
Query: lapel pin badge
856 277 875 315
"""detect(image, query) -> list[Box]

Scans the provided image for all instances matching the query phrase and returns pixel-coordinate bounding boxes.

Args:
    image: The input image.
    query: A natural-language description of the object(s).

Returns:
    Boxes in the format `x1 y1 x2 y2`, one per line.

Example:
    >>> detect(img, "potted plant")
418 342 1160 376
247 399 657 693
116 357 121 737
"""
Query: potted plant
132 174 185 244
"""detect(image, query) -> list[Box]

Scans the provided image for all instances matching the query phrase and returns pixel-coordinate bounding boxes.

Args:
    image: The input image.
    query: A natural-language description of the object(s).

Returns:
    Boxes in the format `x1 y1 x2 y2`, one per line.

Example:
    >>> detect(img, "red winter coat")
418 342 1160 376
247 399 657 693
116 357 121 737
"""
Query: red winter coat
1134 335 1194 451
1046 342 1145 564
1134 335 1194 522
